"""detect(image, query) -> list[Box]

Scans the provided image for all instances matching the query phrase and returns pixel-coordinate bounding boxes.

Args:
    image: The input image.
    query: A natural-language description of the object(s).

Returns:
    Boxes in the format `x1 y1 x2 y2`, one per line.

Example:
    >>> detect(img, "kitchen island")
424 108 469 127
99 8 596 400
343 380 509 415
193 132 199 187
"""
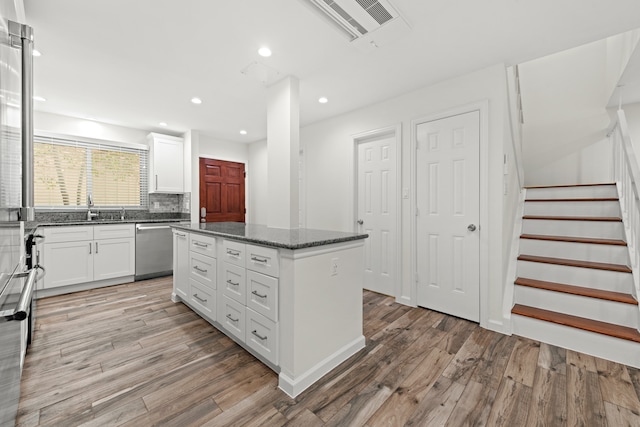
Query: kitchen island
170 222 368 397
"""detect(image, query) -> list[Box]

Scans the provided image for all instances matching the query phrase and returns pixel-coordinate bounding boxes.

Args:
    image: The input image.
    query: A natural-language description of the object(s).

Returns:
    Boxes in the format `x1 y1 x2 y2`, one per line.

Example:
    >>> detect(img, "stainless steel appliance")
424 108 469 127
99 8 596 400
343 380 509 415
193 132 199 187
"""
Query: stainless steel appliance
135 223 179 280
0 13 37 427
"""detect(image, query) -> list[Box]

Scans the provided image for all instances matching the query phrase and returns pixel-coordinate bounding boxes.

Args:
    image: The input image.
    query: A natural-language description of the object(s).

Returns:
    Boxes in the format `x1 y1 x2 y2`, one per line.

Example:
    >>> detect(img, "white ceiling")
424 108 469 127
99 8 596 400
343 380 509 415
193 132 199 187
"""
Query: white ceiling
24 0 640 143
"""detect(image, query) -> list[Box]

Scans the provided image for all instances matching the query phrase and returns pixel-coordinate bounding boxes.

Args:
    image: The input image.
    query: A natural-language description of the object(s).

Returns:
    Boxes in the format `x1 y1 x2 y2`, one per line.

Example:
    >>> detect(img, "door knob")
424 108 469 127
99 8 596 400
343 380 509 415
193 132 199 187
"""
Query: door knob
357 219 364 225
467 224 477 232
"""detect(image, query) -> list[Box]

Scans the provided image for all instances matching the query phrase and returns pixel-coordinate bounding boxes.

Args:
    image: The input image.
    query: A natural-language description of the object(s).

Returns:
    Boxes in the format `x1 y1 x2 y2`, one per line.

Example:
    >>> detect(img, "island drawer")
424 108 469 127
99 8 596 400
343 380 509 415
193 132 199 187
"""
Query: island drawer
189 233 216 257
222 240 246 267
189 252 216 289
189 279 216 320
221 296 245 342
247 271 278 322
247 244 279 277
246 308 278 365
222 262 245 304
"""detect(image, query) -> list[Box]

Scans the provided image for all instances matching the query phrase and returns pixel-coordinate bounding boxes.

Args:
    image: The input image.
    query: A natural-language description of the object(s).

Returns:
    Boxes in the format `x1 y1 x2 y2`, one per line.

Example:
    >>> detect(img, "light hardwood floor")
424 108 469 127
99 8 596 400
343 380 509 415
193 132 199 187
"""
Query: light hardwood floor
17 276 640 426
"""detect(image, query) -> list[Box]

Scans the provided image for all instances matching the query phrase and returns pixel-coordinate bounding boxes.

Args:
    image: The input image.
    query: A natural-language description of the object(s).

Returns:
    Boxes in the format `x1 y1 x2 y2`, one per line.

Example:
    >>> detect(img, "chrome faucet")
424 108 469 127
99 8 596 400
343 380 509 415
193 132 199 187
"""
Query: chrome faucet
120 207 125 221
87 194 98 221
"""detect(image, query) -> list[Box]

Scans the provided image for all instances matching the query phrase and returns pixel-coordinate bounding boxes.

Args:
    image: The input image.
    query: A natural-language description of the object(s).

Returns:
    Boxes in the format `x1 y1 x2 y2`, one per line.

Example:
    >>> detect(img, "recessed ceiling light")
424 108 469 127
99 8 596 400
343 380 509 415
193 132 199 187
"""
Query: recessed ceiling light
258 47 272 57
240 130 247 135
191 97 202 104
318 97 328 104
159 122 167 127
33 96 46 102
32 49 41 57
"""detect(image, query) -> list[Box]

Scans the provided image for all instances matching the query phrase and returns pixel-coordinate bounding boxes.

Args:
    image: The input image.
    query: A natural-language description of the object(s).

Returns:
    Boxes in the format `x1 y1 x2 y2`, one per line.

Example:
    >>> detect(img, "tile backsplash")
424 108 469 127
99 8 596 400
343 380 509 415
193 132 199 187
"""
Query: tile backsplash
149 193 190 214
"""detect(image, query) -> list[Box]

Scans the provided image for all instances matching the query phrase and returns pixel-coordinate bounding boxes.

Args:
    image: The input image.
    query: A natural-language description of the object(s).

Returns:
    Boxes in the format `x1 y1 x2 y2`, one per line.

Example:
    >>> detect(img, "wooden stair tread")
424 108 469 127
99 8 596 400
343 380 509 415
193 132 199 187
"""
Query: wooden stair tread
515 277 638 305
523 215 622 222
520 234 627 246
524 198 619 202
517 254 632 273
511 304 640 343
525 183 616 189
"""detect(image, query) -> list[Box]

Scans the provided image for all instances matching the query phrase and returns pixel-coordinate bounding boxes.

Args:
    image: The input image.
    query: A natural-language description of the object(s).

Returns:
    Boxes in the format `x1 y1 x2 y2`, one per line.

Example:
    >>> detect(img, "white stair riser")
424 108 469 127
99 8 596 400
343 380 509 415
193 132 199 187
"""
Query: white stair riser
511 315 640 368
523 201 620 217
526 185 618 200
517 260 632 293
519 239 629 265
522 219 625 240
514 285 638 328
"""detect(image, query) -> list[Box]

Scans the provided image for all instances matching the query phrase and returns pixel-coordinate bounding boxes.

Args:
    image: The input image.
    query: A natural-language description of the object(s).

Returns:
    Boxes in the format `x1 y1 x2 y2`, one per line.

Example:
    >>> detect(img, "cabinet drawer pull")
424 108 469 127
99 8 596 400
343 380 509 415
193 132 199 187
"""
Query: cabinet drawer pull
227 249 241 257
193 241 208 248
251 330 267 341
95 242 98 253
175 232 186 237
193 293 207 303
251 290 267 299
251 256 268 264
193 265 207 273
226 314 239 322
226 279 239 287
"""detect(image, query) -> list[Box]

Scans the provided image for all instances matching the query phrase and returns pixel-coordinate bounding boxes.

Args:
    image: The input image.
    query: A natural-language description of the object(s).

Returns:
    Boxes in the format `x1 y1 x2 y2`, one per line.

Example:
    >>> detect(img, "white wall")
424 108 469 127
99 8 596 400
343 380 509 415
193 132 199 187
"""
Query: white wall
34 111 149 145
248 140 268 225
520 39 614 186
250 64 511 329
623 102 640 155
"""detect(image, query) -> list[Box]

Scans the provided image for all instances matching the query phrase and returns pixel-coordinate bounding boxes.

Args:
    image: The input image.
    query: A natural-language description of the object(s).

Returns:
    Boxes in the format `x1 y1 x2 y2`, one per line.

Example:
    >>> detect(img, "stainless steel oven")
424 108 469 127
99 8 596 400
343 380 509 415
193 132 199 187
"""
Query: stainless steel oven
0 222 37 426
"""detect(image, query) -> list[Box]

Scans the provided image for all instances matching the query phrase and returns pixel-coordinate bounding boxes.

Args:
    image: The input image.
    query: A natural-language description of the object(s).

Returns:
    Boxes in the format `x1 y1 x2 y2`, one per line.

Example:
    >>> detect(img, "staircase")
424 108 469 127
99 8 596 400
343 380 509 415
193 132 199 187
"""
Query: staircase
510 183 640 368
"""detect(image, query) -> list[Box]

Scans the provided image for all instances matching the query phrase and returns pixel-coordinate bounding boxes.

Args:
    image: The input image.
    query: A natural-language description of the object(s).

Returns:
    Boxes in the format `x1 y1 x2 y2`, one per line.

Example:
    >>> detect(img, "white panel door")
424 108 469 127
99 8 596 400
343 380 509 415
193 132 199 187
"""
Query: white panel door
357 135 397 296
416 111 480 322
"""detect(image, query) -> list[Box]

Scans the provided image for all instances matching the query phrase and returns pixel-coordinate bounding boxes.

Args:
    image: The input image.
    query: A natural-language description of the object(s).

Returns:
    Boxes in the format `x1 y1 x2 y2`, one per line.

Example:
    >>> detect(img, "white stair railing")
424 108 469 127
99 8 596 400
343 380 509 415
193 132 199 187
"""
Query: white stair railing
611 108 640 301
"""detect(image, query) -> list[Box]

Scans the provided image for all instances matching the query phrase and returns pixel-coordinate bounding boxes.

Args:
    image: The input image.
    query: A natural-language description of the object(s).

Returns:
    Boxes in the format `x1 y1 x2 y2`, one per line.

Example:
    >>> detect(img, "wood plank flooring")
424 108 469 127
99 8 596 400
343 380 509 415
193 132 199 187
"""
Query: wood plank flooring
17 277 640 426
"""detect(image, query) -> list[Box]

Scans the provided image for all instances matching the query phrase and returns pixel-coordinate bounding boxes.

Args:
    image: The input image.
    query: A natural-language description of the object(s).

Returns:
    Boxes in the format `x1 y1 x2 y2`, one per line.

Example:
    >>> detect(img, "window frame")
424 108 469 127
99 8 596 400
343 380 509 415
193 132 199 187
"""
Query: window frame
33 131 149 211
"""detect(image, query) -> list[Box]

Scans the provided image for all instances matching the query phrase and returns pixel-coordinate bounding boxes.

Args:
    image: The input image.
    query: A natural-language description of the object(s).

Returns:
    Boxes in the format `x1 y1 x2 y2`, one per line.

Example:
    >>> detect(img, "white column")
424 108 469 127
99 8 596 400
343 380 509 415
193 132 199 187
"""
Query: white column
267 76 300 229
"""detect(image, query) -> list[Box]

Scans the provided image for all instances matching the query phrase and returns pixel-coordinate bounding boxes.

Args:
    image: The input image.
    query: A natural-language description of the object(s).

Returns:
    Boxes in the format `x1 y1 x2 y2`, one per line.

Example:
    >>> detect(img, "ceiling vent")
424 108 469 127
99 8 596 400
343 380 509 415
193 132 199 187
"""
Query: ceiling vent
301 0 410 49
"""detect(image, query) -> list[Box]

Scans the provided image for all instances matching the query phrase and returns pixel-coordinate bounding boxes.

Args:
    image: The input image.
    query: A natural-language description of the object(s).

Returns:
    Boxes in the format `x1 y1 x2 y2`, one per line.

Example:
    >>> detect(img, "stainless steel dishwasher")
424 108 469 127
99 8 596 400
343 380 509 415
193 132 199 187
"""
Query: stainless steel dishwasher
135 223 178 280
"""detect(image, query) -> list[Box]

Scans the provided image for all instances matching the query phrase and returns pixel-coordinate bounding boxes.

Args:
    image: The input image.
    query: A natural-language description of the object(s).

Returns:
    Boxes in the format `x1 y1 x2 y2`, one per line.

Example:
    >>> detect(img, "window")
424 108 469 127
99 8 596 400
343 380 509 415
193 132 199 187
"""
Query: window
34 134 149 209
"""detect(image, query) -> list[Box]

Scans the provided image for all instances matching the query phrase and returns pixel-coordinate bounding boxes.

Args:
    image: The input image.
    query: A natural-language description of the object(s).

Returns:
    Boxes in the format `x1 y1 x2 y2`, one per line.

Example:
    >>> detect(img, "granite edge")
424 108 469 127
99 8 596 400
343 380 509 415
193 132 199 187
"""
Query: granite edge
170 224 368 250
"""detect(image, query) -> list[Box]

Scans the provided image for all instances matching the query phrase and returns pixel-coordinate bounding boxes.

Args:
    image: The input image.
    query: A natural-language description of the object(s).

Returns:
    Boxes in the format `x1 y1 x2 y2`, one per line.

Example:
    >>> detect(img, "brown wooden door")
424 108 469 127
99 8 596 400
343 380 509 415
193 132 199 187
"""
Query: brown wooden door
199 158 245 223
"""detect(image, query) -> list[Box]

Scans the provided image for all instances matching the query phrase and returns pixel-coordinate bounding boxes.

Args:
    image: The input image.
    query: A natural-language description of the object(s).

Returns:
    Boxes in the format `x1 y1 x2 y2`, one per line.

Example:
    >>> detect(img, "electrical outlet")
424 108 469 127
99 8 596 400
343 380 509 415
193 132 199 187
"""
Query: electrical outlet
330 257 339 276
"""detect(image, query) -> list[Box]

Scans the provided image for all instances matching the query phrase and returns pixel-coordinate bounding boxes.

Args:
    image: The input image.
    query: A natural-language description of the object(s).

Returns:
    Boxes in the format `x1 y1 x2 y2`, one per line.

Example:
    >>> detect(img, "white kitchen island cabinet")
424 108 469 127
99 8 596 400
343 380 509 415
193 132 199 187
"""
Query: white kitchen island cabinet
171 222 368 398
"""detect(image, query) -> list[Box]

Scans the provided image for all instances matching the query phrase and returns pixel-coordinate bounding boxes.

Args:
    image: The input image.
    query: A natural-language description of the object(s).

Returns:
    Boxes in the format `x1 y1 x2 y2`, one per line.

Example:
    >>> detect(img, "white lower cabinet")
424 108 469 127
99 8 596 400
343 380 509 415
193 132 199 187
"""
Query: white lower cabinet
172 230 189 300
173 230 217 323
42 224 134 290
173 233 280 367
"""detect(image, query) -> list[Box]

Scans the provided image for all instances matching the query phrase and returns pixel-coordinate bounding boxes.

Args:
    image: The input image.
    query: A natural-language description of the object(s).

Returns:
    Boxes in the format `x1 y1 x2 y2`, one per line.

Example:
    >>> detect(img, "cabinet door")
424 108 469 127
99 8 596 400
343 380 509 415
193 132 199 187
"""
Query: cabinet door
93 238 135 281
43 241 93 288
150 136 184 193
173 230 189 300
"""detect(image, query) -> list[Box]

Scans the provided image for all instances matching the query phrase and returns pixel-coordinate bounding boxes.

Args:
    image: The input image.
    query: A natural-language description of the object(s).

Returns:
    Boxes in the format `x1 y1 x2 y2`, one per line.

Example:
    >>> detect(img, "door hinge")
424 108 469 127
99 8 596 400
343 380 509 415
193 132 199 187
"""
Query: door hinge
244 171 246 178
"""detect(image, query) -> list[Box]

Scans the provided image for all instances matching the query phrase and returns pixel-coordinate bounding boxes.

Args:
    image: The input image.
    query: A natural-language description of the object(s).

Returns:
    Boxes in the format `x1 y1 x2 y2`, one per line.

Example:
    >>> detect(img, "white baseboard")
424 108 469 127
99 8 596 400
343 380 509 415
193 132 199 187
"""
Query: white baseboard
36 275 135 298
278 335 366 398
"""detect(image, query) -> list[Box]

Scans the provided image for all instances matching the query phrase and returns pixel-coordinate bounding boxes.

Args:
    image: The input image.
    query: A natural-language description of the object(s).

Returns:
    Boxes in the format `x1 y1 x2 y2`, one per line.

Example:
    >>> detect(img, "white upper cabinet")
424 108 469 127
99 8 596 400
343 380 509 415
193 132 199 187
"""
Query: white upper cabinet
147 133 184 193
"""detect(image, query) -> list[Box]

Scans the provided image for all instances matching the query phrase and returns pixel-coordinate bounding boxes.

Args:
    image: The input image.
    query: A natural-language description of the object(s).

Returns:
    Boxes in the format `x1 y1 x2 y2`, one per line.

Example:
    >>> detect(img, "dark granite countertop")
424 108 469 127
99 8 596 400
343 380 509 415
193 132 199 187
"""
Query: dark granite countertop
171 222 368 250
25 218 188 235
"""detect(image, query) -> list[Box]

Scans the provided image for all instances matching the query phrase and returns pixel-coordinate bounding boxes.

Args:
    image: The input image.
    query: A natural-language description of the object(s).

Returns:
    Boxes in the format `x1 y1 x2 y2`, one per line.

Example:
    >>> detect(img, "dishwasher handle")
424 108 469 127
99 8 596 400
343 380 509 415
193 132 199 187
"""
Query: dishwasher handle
135 224 172 232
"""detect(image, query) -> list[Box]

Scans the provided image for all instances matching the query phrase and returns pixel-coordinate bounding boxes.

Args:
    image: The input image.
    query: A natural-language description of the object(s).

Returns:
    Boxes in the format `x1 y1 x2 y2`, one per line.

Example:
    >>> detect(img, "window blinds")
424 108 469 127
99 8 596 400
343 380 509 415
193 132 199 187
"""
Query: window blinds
34 134 149 208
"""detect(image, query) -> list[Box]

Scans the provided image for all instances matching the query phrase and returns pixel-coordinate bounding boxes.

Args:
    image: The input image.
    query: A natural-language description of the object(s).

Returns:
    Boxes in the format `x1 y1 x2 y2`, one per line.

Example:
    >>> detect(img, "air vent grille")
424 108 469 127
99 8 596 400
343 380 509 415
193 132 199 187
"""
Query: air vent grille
356 0 393 25
302 0 405 43
323 0 369 35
